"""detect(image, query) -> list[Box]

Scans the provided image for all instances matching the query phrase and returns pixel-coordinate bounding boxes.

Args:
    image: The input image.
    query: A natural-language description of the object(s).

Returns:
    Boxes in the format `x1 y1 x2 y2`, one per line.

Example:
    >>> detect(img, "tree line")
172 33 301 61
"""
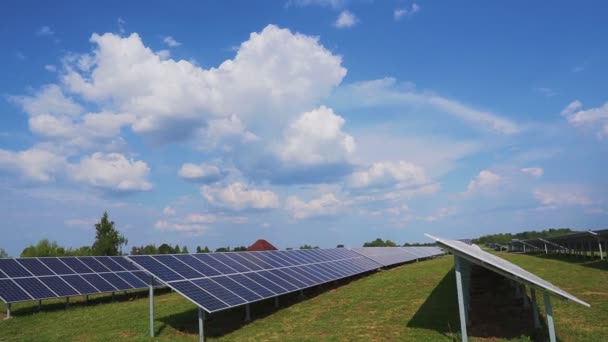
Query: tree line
473 228 574 244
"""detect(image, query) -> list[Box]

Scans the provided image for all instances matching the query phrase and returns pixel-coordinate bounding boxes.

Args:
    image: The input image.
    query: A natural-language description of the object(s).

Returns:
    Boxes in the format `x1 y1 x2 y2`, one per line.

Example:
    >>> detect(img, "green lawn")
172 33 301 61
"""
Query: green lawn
0 254 606 341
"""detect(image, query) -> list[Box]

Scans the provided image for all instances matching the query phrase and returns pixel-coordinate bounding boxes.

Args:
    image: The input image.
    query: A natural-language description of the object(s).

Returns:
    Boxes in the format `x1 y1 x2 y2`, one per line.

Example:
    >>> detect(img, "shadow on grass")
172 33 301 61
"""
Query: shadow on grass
532 253 608 271
158 271 375 339
407 269 460 339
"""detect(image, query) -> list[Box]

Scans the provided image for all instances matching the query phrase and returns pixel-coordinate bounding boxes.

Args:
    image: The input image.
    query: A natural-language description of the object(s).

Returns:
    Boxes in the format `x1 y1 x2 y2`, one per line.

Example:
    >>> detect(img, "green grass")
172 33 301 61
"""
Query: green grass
0 254 606 341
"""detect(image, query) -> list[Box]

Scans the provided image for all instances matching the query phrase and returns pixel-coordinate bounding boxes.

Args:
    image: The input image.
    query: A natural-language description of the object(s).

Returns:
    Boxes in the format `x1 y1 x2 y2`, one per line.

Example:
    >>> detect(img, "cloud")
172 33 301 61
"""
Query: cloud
394 3 420 20
45 65 57 72
162 36 181 47
201 182 280 210
288 0 347 8
37 26 55 36
466 170 501 193
0 147 65 182
561 100 608 139
68 152 152 192
521 167 544 177
534 188 593 207
348 160 429 190
64 218 95 229
163 206 176 215
285 193 344 219
335 10 358 28
178 163 224 183
277 106 355 166
334 78 520 134
117 18 126 33
154 220 208 236
61 25 346 142
534 87 557 97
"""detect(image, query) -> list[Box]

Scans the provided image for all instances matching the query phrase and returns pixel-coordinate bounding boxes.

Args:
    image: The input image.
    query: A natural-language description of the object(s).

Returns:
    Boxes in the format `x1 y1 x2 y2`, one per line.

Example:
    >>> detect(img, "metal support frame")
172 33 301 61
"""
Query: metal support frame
38 300 42 311
544 243 548 254
5 303 11 319
244 303 251 322
274 296 279 308
198 307 205 342
299 289 305 299
544 292 556 342
600 240 605 261
521 285 529 308
149 277 155 338
454 256 468 342
530 289 540 329
85 295 89 303
65 297 70 308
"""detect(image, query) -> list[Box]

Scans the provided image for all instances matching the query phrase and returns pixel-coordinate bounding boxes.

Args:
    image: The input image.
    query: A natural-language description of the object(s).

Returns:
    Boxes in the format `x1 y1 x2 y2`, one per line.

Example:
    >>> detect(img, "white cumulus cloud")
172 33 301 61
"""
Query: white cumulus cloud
335 10 358 28
348 160 429 189
162 36 181 47
68 152 152 192
534 188 593 207
201 182 280 210
466 170 501 193
178 163 224 183
286 193 344 219
0 147 65 182
561 100 608 139
521 167 544 177
394 3 420 20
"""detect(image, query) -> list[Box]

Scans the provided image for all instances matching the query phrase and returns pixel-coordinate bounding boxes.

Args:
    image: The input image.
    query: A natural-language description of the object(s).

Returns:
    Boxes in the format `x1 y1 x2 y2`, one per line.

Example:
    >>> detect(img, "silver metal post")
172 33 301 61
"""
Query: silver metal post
454 256 468 342
521 285 529 308
598 240 604 260
245 303 251 322
544 292 556 342
198 307 205 342
5 303 11 319
530 289 540 329
85 295 89 303
38 300 42 311
274 296 279 308
299 290 305 299
149 277 155 337
544 243 548 254
65 297 69 308
112 292 115 301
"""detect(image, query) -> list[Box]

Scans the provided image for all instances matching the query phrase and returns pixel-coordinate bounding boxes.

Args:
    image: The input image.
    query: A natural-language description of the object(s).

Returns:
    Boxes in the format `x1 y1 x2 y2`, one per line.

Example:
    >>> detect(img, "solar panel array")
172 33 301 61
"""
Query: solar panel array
128 248 382 313
0 256 150 303
425 234 590 307
351 247 444 266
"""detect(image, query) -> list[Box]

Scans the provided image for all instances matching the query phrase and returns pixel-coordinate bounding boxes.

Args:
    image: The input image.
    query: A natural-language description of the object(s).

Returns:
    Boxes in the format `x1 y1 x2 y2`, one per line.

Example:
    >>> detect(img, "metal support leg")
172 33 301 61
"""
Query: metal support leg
544 243 548 254
38 300 42 311
598 240 604 260
544 293 556 342
274 296 279 308
65 297 70 308
521 285 529 308
112 292 115 301
5 303 11 319
198 307 205 342
85 295 89 303
531 289 540 329
149 279 155 338
454 256 468 342
299 290 305 299
245 304 251 322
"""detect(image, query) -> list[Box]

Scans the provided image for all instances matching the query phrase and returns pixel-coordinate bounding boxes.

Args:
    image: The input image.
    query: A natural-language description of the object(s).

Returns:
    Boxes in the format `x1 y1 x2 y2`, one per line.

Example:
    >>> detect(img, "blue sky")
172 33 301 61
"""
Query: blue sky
1 0 607 256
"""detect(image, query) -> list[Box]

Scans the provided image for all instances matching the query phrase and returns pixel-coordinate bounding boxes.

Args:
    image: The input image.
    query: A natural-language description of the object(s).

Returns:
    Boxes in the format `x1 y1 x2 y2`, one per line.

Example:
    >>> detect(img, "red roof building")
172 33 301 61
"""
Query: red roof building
247 239 278 251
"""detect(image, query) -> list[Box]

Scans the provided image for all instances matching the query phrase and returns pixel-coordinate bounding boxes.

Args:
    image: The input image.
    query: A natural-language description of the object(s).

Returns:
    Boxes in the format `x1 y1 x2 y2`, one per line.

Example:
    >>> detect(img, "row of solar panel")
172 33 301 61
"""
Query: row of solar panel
128 248 369 283
351 247 444 267
168 256 381 312
0 256 139 278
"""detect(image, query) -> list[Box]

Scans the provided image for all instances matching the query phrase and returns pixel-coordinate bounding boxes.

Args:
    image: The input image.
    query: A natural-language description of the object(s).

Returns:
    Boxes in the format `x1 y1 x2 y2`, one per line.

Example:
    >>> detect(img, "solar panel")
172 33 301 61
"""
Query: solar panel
0 256 150 303
128 248 383 313
352 247 444 267
425 234 590 307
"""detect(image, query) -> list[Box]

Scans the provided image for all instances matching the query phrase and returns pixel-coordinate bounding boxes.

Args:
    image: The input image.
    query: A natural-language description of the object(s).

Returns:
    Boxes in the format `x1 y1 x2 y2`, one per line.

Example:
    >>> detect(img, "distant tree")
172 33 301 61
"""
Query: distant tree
473 228 575 245
299 244 319 249
158 243 173 254
174 244 180 254
91 212 127 256
233 246 247 252
196 246 210 253
286 247 293 251
0 248 8 258
131 245 158 255
363 238 396 247
402 242 436 247
336 244 344 248
21 239 64 257
215 247 230 252
181 246 189 254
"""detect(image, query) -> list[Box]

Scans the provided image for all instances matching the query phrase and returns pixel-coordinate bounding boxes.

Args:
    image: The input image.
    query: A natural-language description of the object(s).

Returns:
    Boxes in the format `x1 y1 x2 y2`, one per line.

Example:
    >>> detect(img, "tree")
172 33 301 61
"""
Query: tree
0 248 8 258
363 238 397 247
196 246 210 253
299 244 319 249
286 247 293 250
181 246 189 254
21 239 63 257
174 245 180 254
336 244 344 248
215 247 230 252
158 243 173 254
233 246 247 252
91 212 127 256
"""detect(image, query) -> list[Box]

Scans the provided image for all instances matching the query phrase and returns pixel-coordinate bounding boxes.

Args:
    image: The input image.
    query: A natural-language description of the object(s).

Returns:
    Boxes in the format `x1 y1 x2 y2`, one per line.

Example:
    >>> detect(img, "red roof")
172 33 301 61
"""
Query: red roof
247 239 278 251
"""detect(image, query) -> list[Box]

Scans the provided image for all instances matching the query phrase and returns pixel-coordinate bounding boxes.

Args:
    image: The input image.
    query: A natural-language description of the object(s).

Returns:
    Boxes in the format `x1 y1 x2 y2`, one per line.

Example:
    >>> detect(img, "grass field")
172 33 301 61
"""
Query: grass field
0 253 606 341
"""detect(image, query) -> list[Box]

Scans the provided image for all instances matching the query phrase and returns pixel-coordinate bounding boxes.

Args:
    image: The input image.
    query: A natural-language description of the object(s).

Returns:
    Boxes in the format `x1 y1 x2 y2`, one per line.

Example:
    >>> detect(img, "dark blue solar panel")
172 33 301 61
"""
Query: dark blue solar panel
39 258 75 275
174 254 221 277
16 258 54 276
132 271 160 286
0 269 6 278
300 265 331 282
0 279 32 302
289 251 316 264
0 259 32 277
237 253 273 269
193 278 246 306
225 253 263 271
306 249 329 262
79 258 111 273
95 257 126 272
228 274 274 299
41 276 79 296
267 251 296 266
14 278 56 299
210 254 251 273
81 274 116 292
116 272 147 288
259 270 298 291
111 256 139 271
244 273 284 295
281 267 317 286
277 251 306 265
299 250 324 263
291 266 325 284
152 255 204 279
128 256 182 282
61 275 99 294
212 276 262 302
316 263 344 278
193 254 236 275
273 269 307 288
335 260 358 275
100 273 133 290
61 258 94 274
171 280 227 312
252 253 285 268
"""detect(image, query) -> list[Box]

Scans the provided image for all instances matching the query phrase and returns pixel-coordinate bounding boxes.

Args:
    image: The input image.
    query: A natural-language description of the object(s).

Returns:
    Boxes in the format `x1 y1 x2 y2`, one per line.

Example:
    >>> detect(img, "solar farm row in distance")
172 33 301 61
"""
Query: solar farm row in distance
351 247 444 267
129 248 383 313
0 256 150 303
